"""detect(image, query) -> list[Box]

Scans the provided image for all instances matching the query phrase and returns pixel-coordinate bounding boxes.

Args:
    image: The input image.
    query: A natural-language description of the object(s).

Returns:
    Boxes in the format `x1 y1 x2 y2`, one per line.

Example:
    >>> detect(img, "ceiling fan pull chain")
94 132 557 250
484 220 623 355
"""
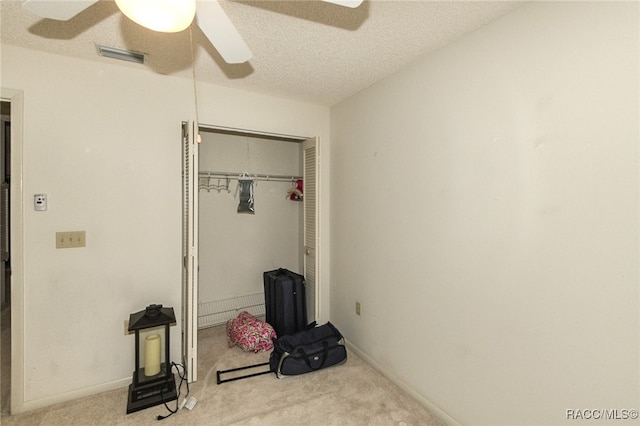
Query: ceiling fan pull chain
189 24 202 144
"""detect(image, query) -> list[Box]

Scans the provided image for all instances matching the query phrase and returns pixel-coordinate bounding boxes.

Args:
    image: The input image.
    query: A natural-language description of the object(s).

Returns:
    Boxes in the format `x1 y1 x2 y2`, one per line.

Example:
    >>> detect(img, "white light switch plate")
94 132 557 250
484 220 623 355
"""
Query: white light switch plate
56 231 86 249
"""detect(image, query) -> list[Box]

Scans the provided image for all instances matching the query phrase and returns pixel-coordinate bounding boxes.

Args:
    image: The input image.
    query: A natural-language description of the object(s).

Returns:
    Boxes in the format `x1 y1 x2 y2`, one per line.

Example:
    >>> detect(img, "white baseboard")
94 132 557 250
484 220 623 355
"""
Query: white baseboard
345 340 460 426
15 377 130 415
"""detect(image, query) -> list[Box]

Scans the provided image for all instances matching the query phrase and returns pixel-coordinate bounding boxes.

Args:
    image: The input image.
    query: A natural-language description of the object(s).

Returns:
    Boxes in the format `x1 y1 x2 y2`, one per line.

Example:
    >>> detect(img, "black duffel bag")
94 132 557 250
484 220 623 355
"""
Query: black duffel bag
270 322 347 378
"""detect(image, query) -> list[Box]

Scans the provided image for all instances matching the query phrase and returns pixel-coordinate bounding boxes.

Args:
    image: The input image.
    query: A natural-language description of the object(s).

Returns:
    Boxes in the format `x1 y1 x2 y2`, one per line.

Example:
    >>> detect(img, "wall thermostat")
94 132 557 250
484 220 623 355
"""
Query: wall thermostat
34 193 47 211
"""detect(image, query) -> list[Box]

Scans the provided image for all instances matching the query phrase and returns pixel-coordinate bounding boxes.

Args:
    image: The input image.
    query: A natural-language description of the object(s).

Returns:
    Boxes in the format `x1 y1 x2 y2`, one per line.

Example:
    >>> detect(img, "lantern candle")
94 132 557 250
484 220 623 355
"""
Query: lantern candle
144 334 161 376
127 305 177 414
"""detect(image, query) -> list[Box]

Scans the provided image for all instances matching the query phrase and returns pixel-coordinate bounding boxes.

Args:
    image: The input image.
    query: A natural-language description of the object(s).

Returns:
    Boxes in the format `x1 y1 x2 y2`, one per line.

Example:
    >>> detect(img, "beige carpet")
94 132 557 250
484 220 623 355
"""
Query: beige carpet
1 322 444 425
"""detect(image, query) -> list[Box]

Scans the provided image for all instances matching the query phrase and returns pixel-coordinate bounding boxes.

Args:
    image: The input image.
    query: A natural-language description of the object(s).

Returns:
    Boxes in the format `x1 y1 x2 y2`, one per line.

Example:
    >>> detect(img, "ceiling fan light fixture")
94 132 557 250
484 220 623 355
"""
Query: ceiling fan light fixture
115 0 196 33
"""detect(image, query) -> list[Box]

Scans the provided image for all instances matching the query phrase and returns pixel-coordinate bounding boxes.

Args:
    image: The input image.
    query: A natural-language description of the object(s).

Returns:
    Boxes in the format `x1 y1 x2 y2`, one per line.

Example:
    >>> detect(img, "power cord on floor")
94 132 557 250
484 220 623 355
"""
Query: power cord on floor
157 362 189 421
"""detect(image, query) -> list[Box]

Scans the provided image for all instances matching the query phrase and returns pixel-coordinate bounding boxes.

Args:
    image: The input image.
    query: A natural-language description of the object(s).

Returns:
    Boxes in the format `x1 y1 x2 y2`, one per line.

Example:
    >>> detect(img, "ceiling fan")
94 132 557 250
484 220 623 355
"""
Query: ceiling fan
21 0 364 64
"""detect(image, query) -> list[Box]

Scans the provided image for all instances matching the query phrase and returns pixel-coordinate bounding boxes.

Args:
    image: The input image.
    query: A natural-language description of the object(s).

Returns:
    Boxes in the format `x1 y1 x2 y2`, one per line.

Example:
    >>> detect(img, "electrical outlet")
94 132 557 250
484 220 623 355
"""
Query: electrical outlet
56 231 86 248
355 301 361 316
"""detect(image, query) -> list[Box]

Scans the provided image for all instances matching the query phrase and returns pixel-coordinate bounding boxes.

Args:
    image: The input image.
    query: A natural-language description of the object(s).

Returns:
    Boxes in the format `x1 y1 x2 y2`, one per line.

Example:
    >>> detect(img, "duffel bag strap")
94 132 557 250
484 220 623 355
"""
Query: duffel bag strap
297 341 329 371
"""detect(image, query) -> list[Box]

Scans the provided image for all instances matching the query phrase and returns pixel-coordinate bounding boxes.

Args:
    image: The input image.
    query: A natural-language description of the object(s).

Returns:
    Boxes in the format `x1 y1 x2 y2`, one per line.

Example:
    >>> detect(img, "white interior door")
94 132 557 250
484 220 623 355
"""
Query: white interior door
303 137 318 322
182 121 199 382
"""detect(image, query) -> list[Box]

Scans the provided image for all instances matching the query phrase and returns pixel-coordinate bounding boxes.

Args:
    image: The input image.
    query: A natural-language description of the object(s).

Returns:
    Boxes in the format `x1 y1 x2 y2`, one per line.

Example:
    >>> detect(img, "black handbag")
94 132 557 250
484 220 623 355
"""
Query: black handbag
270 322 347 378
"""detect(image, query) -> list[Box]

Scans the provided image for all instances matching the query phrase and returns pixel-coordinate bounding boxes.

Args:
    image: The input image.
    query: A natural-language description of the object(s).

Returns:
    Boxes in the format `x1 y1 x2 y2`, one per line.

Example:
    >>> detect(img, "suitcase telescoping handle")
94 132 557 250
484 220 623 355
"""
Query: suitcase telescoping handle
296 341 329 371
216 361 272 384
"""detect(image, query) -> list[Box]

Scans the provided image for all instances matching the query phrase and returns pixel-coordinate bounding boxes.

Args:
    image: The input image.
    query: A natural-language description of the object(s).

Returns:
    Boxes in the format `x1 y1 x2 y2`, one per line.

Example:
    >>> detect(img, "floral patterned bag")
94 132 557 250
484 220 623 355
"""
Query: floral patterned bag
226 311 276 353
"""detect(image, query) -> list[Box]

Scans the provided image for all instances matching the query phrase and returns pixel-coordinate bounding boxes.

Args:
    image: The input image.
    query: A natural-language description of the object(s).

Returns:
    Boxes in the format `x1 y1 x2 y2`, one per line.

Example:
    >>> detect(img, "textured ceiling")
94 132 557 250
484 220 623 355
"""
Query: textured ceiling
1 0 525 106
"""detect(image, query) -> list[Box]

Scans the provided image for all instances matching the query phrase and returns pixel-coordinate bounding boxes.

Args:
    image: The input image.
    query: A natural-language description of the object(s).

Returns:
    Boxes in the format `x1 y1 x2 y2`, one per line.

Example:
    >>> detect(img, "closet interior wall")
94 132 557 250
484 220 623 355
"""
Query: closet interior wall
198 130 303 328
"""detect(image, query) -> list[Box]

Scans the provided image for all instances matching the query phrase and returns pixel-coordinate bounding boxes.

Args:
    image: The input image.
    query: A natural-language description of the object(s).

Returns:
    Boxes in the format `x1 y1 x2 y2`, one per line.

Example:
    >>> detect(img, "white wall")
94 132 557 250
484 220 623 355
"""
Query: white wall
1 44 330 412
330 2 639 425
198 132 303 303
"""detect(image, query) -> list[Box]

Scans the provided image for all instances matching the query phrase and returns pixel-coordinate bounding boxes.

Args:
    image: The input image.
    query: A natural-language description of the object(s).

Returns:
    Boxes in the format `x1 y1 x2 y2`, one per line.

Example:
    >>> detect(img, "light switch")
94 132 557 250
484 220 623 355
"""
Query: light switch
56 231 86 248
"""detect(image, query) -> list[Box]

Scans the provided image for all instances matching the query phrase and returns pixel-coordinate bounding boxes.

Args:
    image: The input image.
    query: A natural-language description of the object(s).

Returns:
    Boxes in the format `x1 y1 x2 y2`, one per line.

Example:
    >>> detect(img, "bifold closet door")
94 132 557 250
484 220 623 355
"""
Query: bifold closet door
181 121 199 382
303 137 318 323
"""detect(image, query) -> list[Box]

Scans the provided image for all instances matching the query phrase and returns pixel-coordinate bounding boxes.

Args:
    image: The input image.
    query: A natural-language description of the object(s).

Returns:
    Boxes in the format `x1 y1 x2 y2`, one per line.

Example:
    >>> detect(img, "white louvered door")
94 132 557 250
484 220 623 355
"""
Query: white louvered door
303 137 318 323
182 121 199 382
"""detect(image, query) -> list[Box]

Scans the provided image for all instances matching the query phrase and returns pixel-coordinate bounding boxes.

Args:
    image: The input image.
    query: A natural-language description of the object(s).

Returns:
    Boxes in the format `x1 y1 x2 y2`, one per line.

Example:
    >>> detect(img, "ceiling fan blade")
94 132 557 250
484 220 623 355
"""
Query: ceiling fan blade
21 0 98 21
196 0 253 64
321 0 364 8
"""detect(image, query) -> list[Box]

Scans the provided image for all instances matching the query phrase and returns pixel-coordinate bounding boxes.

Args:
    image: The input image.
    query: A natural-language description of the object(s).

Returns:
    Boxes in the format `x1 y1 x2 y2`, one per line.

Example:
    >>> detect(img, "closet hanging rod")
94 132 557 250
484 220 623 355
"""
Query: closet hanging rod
199 171 302 182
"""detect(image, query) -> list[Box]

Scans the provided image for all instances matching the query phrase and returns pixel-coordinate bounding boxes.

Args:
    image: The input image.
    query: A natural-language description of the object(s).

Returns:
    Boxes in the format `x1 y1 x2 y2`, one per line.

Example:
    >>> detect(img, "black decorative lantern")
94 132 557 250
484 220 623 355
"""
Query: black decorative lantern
126 304 178 414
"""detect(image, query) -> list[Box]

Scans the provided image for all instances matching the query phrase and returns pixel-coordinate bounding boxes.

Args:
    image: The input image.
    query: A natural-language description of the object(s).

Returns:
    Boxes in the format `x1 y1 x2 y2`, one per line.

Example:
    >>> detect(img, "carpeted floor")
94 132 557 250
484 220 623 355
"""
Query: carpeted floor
1 320 444 425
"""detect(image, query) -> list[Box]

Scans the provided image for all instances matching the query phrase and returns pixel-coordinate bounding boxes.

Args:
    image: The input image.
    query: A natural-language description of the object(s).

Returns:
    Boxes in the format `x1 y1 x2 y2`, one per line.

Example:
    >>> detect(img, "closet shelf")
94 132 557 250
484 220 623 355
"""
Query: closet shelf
199 171 302 182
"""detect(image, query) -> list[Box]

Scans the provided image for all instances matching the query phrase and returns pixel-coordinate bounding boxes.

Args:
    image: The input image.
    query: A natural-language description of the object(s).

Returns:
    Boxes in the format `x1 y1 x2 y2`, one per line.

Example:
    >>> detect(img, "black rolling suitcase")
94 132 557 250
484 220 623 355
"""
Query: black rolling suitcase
264 268 309 337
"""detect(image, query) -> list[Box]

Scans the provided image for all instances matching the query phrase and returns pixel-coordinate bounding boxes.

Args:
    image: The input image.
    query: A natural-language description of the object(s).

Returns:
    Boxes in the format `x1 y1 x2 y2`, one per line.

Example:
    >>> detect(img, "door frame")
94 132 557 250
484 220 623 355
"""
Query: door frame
181 123 319 382
1 88 25 415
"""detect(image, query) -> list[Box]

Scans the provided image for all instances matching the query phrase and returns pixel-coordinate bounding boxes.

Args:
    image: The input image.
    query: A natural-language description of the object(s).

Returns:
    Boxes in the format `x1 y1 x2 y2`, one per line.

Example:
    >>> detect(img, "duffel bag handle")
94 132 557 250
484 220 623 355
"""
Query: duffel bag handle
297 341 329 371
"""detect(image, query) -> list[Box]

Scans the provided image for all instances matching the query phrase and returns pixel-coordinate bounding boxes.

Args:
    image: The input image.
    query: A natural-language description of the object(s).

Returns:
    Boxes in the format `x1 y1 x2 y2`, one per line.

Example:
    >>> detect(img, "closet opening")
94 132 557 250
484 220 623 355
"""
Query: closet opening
182 122 319 382
198 126 306 327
